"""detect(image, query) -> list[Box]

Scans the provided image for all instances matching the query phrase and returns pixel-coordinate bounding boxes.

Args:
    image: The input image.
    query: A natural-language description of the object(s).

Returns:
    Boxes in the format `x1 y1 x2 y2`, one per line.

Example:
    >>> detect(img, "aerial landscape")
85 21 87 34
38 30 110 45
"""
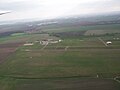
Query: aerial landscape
0 0 120 90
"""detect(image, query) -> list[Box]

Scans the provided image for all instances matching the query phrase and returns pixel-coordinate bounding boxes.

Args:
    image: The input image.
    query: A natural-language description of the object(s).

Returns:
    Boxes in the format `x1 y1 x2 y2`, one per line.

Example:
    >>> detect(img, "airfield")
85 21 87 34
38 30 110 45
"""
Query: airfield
0 22 120 90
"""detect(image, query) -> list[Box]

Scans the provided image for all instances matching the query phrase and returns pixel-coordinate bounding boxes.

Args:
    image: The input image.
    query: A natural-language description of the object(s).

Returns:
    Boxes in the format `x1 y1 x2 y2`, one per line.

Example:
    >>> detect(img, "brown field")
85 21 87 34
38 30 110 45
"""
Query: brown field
0 42 23 63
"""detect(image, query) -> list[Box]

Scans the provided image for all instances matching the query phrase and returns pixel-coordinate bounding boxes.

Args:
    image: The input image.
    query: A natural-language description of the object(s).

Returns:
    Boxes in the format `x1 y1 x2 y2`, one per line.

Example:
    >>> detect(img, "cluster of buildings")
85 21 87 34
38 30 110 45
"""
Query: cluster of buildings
24 39 62 46
40 39 62 45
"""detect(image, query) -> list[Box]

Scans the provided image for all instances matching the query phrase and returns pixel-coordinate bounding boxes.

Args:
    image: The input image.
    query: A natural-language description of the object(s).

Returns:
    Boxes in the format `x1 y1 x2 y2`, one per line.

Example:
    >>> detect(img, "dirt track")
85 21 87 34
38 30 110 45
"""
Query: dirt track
0 42 23 63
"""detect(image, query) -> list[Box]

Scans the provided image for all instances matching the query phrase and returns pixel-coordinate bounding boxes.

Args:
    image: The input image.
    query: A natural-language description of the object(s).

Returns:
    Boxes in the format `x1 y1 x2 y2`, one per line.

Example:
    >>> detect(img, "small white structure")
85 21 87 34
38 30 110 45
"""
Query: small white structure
24 43 34 46
59 40 62 42
106 41 112 44
50 40 59 44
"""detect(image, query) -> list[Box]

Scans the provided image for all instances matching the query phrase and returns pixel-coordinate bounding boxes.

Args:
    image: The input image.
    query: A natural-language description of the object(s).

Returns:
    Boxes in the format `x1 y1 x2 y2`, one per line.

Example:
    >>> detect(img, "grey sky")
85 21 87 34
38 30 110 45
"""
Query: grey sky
0 0 120 21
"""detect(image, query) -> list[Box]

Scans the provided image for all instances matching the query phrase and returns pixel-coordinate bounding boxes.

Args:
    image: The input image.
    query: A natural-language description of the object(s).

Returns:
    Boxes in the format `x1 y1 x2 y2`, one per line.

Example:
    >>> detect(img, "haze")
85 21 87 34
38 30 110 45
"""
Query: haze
0 0 120 21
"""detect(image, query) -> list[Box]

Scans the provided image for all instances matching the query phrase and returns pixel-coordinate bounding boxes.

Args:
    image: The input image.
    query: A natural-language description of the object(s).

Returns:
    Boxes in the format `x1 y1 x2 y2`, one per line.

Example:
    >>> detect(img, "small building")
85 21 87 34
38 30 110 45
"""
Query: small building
24 43 34 46
50 40 59 44
106 41 112 44
59 40 62 42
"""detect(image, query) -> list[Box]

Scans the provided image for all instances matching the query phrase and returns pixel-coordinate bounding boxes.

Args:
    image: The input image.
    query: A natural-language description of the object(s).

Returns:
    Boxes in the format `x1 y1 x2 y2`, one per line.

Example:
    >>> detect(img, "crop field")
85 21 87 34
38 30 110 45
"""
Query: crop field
0 31 120 90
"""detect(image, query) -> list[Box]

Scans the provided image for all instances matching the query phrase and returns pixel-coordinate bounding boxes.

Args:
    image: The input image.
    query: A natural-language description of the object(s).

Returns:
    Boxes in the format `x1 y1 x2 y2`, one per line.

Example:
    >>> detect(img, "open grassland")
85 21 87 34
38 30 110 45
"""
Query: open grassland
1 41 120 78
0 78 119 90
0 33 60 64
0 33 59 44
11 33 25 36
84 30 120 36
0 24 120 90
0 77 119 90
41 24 120 33
0 34 120 90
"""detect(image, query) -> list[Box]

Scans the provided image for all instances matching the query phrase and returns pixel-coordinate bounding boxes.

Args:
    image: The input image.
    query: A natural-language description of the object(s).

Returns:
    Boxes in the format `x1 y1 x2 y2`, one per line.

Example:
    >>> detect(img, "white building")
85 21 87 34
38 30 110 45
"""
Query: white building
106 41 112 44
24 42 34 46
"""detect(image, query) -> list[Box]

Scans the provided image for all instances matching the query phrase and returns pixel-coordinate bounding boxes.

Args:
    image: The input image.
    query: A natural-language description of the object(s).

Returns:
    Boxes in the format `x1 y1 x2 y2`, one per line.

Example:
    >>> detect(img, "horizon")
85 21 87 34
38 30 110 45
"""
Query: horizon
0 11 120 23
0 0 120 22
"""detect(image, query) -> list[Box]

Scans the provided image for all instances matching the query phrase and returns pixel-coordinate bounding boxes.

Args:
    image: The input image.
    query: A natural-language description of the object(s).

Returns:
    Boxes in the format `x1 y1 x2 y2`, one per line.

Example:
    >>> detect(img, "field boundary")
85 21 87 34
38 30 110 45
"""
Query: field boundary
98 38 108 46
0 75 115 80
41 43 48 50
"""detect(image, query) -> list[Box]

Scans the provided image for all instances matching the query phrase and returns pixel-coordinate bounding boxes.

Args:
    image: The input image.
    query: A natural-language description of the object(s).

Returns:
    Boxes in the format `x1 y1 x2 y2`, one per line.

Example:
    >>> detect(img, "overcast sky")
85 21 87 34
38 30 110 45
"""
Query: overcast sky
0 0 120 21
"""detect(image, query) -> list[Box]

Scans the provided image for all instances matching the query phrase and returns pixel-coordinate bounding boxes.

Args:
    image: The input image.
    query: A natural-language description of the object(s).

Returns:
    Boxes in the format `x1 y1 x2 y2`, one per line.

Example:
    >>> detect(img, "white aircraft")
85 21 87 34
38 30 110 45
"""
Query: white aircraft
0 12 10 15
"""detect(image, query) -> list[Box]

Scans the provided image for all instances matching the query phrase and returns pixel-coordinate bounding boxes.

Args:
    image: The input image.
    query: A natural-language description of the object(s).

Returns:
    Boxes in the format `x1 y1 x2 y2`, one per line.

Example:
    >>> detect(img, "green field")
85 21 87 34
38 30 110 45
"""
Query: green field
0 34 59 44
41 24 120 33
0 24 120 90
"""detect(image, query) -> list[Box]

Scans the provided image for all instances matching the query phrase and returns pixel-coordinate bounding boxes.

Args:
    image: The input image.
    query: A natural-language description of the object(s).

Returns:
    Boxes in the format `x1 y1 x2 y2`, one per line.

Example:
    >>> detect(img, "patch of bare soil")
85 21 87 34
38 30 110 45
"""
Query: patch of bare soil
0 42 23 63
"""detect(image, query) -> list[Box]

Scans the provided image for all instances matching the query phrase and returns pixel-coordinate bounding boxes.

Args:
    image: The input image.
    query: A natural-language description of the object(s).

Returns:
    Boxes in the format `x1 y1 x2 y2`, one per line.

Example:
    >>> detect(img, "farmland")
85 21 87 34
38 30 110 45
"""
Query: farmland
0 22 120 90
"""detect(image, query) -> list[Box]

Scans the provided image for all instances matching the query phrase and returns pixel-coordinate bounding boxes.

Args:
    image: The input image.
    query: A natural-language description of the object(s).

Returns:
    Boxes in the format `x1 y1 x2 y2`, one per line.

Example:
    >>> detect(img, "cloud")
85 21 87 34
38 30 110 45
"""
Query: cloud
0 0 26 3
0 0 120 21
66 0 120 16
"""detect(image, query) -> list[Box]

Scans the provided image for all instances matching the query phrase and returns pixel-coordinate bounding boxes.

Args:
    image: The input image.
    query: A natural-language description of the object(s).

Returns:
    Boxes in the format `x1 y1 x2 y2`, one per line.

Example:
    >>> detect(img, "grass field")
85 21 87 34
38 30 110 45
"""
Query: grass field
1 78 120 90
1 36 120 77
84 30 120 35
0 33 120 90
0 34 59 44
0 24 120 90
41 24 120 33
